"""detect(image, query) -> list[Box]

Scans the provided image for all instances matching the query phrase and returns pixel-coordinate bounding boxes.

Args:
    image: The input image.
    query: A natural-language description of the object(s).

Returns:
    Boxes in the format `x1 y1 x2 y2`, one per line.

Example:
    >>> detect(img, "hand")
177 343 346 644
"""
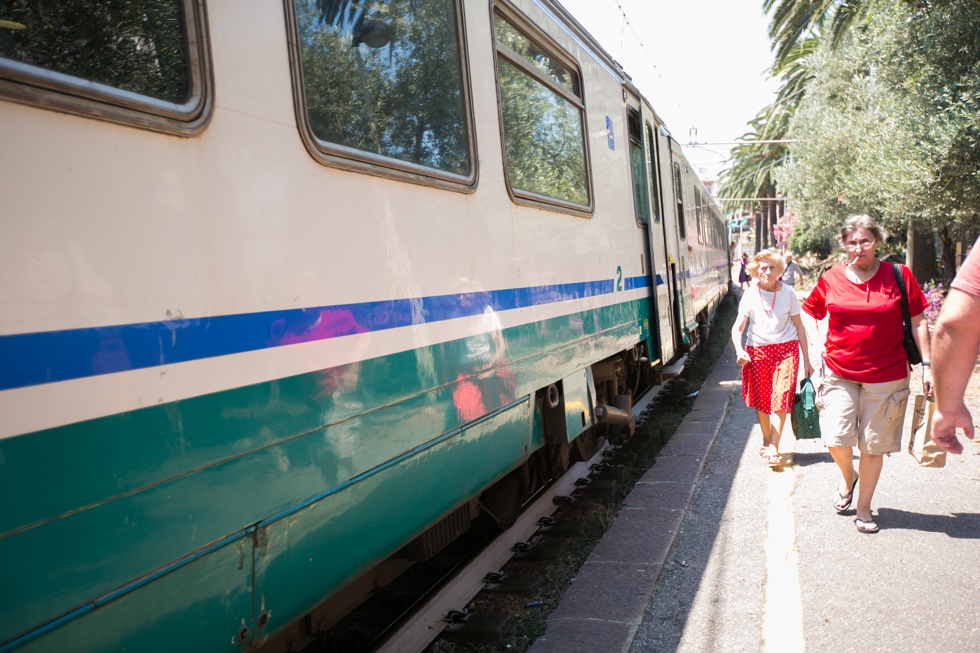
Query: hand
931 403 975 454
803 360 814 378
736 350 751 367
922 366 934 397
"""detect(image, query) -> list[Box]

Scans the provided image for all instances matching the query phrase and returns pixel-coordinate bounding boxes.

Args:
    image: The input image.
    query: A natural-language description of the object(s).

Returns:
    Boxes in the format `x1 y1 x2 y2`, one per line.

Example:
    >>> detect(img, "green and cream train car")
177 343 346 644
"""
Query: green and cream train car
0 0 728 651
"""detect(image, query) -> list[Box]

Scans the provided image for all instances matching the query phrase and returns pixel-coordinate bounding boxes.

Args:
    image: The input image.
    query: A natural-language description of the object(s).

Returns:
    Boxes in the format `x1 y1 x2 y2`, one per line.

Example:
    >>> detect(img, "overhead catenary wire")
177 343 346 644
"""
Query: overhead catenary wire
716 197 791 201
720 154 789 188
606 0 696 132
685 140 800 147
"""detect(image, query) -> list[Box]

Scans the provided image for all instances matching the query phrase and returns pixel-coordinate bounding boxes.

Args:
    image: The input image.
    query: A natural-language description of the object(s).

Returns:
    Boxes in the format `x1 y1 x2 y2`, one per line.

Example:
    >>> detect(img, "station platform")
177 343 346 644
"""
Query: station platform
527 347 740 653
528 338 980 652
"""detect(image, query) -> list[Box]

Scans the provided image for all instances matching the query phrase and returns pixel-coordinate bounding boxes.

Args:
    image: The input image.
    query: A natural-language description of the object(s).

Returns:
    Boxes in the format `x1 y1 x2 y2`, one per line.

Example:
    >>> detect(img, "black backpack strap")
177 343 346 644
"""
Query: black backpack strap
893 263 912 325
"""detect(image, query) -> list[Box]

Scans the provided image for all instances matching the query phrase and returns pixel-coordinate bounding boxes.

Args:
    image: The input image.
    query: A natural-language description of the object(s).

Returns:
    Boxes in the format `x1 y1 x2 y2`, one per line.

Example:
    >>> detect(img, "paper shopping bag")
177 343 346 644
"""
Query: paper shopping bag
908 394 947 468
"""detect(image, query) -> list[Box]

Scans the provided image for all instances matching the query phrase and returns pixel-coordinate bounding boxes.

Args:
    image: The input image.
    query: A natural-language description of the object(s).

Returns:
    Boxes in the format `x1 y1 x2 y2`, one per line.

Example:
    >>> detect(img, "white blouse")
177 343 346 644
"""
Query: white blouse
737 284 802 346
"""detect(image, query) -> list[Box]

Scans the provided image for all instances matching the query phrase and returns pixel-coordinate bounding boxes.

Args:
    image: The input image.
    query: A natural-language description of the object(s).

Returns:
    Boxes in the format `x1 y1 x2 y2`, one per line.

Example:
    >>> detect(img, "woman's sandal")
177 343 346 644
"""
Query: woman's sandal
834 474 859 513
764 448 781 468
854 517 879 534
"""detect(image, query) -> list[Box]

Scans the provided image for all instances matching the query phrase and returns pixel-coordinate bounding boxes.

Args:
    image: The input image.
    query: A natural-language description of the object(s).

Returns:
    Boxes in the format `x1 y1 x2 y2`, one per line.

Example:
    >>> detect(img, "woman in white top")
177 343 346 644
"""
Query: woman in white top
731 249 814 466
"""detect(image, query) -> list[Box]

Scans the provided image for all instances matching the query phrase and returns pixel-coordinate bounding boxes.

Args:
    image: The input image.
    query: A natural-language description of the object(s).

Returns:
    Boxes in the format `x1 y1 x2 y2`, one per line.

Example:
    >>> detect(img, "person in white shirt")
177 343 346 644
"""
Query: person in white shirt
732 249 814 466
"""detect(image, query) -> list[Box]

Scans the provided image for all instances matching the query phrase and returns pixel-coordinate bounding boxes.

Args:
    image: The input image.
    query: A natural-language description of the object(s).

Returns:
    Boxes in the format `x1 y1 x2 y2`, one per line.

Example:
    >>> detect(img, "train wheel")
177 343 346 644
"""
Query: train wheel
478 474 521 530
549 442 571 477
573 428 604 462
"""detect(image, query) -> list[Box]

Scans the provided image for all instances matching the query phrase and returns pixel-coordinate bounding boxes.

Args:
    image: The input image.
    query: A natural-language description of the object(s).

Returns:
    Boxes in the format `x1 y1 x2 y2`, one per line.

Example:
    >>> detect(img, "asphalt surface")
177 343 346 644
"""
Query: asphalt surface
531 291 980 653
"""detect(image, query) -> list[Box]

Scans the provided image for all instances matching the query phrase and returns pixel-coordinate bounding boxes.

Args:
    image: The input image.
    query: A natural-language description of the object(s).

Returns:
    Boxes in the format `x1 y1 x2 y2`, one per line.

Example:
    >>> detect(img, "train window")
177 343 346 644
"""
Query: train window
672 162 686 239
628 109 650 224
645 124 661 223
0 0 211 134
289 0 474 185
694 189 704 244
493 10 590 209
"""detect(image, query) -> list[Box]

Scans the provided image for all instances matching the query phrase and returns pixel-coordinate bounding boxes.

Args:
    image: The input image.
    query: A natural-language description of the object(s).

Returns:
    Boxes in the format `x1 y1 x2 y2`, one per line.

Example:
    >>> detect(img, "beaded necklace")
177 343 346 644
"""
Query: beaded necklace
759 284 778 314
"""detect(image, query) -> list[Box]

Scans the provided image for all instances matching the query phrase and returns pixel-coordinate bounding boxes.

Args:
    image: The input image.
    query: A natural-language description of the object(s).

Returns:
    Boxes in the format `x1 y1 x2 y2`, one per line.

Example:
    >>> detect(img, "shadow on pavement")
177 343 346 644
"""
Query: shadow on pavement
786 451 830 468
875 507 980 538
628 367 755 652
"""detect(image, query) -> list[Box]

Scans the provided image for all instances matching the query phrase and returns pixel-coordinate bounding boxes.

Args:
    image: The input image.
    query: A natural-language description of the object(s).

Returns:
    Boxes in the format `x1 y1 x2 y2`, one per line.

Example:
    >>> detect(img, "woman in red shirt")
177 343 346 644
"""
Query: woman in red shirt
802 215 932 533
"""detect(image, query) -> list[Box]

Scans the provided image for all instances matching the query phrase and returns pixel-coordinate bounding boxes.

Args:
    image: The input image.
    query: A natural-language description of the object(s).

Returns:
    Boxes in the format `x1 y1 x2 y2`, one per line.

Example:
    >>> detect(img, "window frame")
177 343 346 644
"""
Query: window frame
491 2 593 216
0 0 213 135
283 0 479 192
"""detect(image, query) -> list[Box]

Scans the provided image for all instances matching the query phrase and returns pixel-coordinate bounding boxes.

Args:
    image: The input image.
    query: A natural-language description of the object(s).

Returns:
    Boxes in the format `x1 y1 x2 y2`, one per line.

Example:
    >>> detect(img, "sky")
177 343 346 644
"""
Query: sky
556 0 782 184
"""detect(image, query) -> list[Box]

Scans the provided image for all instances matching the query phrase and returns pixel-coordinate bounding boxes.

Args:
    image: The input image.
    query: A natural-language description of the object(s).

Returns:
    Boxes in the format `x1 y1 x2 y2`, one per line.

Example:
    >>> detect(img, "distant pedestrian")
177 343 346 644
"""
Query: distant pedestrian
732 249 813 468
781 252 803 287
801 214 931 534
738 253 751 289
932 236 980 454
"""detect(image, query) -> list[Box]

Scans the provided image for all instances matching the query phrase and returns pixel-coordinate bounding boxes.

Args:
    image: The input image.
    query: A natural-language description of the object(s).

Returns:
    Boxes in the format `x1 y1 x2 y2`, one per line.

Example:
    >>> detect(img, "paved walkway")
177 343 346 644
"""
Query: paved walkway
530 305 980 652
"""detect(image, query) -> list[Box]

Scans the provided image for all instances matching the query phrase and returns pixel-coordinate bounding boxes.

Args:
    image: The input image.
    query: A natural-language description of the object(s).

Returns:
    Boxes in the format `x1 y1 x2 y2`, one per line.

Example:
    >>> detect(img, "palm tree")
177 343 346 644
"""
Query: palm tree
719 36 814 252
764 0 876 69
720 116 786 252
722 0 885 255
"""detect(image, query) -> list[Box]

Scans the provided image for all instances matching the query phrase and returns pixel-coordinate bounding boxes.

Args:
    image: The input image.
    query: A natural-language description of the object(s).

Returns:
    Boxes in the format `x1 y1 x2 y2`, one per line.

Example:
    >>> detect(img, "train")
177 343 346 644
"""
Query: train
0 1 729 651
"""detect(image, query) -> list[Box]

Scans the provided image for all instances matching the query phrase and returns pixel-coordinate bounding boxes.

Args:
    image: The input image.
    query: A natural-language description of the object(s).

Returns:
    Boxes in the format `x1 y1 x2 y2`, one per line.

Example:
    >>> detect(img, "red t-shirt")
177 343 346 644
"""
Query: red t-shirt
803 263 928 383
951 237 980 297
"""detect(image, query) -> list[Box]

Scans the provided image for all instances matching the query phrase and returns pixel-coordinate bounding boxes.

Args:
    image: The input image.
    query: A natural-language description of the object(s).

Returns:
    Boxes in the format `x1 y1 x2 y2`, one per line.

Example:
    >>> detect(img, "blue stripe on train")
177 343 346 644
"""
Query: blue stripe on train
0 276 651 391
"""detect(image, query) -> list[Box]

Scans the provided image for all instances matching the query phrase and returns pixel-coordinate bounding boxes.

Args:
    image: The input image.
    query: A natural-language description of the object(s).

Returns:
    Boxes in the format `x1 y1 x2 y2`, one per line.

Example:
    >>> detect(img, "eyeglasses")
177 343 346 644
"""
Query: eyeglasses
843 239 876 251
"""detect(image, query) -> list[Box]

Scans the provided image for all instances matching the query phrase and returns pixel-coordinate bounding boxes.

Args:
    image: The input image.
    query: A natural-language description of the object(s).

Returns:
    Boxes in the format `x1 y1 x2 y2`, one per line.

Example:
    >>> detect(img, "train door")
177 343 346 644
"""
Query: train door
625 104 664 366
670 149 695 346
651 124 684 358
642 114 676 364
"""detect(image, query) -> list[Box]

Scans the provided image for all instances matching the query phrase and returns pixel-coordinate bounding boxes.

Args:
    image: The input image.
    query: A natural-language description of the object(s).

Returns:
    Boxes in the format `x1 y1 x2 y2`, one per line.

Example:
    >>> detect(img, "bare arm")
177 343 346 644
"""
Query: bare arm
790 313 814 378
731 313 750 367
804 313 826 363
931 288 980 453
910 311 933 396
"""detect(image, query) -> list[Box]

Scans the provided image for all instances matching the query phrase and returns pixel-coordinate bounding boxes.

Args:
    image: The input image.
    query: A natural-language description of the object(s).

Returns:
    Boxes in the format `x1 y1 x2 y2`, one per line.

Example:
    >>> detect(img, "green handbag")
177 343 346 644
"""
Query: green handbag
791 376 821 439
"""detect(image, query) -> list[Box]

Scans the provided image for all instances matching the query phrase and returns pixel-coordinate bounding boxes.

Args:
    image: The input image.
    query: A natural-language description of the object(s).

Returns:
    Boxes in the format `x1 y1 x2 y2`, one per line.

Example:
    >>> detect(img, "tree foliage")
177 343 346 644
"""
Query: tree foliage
494 13 589 205
718 32 819 251
764 0 876 70
776 0 980 269
497 58 588 205
297 0 471 175
0 0 188 102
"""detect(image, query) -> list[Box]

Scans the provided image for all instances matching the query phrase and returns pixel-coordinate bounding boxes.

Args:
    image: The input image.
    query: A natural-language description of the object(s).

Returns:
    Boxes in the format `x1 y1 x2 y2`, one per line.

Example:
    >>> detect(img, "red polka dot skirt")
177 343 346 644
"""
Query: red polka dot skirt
741 340 800 414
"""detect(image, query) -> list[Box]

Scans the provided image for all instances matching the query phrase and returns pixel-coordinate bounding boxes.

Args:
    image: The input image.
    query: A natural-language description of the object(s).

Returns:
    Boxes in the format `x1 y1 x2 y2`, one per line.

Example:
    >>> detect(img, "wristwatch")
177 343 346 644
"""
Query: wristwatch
921 360 931 366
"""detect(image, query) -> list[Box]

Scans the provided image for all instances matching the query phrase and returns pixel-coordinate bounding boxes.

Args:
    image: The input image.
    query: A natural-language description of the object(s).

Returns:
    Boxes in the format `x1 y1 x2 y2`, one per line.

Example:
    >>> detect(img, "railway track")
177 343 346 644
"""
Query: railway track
373 443 612 653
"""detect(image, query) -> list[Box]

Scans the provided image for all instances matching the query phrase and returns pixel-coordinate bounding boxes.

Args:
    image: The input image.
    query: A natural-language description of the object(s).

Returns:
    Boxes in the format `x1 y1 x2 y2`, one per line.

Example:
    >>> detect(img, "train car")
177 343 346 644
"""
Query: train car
0 1 728 651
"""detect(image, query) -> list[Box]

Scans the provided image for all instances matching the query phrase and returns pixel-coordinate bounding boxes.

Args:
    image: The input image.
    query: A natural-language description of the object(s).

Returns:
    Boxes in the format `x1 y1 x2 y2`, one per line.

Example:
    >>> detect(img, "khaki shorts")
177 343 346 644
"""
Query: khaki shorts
816 371 911 455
